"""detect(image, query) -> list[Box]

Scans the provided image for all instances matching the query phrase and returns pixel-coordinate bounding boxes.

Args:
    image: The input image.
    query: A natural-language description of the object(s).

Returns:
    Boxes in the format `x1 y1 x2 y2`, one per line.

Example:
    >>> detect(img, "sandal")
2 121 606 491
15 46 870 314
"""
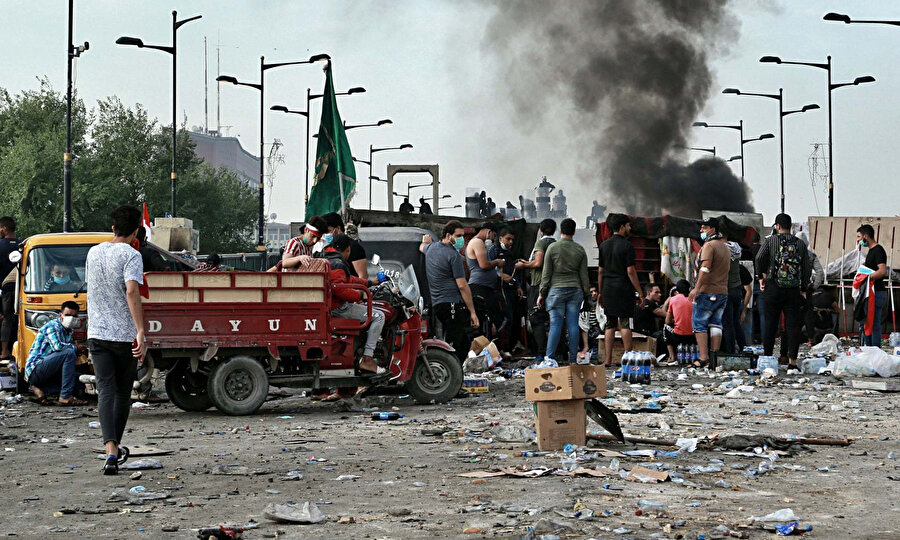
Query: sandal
58 397 88 406
320 392 342 402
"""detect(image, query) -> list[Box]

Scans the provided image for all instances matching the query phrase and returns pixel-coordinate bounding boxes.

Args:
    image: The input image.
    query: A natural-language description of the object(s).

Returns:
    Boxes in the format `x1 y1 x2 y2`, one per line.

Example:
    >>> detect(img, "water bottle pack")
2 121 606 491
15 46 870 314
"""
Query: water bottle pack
621 350 652 384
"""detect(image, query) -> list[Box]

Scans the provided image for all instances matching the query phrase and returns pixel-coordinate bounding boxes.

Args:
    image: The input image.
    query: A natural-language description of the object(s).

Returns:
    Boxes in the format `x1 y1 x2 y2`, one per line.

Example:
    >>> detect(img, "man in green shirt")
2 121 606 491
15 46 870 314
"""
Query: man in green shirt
537 218 590 363
516 219 556 362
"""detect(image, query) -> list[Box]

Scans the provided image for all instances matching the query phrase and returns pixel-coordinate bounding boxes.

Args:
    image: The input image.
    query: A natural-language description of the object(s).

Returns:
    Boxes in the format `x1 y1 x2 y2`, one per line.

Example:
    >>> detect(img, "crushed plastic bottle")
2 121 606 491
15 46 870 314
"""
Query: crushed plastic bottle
635 499 667 517
371 412 403 421
774 522 812 536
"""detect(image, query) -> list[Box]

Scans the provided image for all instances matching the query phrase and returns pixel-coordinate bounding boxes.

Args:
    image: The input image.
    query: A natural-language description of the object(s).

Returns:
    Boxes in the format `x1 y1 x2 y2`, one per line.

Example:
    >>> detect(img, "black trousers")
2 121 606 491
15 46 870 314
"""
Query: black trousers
469 284 503 334
722 287 746 354
527 286 549 358
762 284 803 360
433 302 471 361
1 286 16 345
90 339 137 446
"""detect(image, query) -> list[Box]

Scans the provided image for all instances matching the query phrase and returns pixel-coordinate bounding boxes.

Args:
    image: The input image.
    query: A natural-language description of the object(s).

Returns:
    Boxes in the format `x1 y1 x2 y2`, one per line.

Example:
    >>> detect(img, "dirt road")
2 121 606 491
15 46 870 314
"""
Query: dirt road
1 367 898 538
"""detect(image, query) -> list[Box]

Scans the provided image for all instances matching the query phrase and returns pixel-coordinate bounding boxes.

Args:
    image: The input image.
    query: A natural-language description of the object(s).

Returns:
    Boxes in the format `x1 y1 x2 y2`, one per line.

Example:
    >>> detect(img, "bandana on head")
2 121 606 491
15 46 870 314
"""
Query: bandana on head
726 241 742 261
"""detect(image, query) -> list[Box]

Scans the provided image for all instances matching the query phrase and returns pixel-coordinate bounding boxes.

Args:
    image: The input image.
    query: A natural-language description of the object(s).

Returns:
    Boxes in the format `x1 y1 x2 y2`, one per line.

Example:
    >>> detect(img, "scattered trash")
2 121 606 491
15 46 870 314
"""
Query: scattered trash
635 499 667 517
774 522 812 536
489 424 534 443
333 474 361 481
626 466 669 483
833 347 900 378
748 508 798 522
121 458 163 470
211 464 270 476
88 421 100 429
371 412 404 421
263 502 325 524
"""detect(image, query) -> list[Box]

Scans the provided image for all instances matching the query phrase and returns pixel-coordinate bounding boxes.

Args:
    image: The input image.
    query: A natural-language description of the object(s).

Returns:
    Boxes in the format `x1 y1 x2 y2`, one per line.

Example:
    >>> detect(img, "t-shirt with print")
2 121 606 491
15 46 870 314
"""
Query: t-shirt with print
697 239 729 295
424 241 466 305
86 242 143 343
668 294 693 335
529 236 555 287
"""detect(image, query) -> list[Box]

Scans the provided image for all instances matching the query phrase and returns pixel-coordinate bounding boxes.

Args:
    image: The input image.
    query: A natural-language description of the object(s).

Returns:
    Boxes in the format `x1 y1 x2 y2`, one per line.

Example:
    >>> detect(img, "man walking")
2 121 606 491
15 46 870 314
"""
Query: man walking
86 205 146 475
420 221 478 360
856 224 888 346
0 216 19 361
538 218 590 363
516 219 556 362
754 213 810 369
689 217 731 368
597 214 643 367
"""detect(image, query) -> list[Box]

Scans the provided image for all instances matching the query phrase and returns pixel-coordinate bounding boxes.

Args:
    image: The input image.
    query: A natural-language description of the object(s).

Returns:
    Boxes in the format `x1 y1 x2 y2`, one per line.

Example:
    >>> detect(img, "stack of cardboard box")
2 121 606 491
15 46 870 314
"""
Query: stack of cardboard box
524 364 606 450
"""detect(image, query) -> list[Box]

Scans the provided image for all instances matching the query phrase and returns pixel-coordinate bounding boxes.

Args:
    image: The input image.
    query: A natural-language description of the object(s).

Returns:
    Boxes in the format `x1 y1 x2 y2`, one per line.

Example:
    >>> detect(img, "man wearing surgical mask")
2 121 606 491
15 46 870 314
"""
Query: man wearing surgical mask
321 212 368 279
420 220 479 360
44 264 83 292
24 301 87 405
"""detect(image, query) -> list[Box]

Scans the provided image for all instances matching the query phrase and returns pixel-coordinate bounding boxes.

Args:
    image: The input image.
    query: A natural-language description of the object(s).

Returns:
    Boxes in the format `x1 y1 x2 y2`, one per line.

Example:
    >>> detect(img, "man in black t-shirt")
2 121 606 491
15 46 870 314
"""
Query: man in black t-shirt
0 216 19 360
634 283 665 336
598 214 644 366
857 225 889 345
323 213 368 279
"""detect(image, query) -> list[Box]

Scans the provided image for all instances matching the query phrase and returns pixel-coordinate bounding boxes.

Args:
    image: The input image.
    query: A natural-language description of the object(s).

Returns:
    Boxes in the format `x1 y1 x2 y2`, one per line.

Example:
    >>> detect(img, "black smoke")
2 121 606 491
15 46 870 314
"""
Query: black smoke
484 0 753 218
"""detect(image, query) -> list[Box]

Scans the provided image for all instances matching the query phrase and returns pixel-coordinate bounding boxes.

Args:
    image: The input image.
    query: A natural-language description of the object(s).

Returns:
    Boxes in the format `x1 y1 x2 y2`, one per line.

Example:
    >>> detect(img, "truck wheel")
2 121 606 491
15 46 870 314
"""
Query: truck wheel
207 355 268 416
406 348 463 404
164 364 212 412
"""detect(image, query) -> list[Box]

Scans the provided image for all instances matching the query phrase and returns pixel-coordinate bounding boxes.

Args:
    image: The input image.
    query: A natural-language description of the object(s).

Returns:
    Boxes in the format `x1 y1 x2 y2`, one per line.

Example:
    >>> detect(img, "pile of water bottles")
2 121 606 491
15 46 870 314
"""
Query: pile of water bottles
676 343 701 365
621 350 654 384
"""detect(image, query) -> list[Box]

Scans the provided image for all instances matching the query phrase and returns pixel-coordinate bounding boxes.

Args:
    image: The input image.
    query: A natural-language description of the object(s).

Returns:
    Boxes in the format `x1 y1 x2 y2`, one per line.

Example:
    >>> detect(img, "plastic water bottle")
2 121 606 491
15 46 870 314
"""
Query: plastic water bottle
371 412 404 421
677 344 684 365
891 332 900 348
643 351 652 384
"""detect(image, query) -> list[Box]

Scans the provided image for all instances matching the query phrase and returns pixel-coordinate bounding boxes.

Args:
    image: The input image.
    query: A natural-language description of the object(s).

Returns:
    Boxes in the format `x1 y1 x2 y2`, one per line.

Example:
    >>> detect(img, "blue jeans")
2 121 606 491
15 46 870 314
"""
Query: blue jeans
546 287 584 361
27 348 79 398
861 290 889 346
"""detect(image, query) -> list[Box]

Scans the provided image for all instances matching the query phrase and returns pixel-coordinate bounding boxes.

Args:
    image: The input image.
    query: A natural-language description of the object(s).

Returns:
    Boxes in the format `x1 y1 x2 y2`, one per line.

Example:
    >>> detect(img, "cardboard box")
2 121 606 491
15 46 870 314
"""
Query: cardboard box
598 332 656 363
0 373 16 390
534 400 586 450
525 364 606 402
470 336 491 355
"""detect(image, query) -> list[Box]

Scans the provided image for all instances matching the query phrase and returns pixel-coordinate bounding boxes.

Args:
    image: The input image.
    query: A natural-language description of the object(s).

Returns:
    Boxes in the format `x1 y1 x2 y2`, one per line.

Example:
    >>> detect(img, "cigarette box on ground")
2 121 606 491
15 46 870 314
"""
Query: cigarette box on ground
462 378 490 394
533 399 586 450
524 364 606 402
0 373 16 391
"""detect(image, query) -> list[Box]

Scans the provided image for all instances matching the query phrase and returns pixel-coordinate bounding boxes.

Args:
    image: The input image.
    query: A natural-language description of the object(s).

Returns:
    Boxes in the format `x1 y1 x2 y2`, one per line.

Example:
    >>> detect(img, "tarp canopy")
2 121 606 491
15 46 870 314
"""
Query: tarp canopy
596 214 760 249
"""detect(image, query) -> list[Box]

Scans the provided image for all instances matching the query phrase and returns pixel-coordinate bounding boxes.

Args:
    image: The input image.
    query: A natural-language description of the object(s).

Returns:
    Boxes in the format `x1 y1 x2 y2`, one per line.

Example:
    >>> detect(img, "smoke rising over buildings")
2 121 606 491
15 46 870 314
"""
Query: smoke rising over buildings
485 0 753 218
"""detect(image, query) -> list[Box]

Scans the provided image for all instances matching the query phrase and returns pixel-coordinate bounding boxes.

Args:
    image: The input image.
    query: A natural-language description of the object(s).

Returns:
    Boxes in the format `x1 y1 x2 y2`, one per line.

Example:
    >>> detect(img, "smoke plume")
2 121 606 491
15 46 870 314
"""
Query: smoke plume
484 0 753 217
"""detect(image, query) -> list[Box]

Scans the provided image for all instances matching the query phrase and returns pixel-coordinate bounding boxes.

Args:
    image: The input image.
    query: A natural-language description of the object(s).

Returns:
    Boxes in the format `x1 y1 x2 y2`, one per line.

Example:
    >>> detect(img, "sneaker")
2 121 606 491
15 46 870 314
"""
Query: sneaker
102 455 118 476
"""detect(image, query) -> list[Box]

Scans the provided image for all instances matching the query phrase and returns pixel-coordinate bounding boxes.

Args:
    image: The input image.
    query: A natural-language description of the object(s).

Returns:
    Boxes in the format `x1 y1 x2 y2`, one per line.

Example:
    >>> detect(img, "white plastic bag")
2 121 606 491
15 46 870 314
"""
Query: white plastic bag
809 334 841 356
832 347 900 378
595 305 607 331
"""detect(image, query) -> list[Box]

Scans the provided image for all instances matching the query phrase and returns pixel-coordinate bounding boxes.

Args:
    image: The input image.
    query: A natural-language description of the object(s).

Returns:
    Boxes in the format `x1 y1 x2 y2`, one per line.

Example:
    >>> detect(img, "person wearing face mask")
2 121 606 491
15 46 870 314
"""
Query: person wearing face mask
24 301 87 405
43 263 83 292
466 222 505 336
689 217 732 368
420 221 479 360
856 224 888 346
321 212 368 279
282 215 327 271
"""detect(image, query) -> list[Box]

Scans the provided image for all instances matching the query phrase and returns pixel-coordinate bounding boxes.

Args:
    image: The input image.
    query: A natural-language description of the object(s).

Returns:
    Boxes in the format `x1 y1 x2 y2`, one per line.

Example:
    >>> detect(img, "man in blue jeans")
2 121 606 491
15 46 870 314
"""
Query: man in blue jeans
538 218 590 363
24 301 86 405
689 218 731 367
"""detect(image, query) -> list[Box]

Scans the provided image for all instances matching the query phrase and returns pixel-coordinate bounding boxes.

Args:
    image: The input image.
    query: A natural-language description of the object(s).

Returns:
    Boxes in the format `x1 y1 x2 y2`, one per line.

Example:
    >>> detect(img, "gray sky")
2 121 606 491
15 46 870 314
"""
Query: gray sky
2 1 898 227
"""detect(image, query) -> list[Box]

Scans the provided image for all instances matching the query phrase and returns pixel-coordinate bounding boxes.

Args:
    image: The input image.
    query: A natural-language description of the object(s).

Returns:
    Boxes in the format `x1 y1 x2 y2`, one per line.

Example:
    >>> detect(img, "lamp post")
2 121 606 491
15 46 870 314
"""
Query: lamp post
691 121 774 182
760 54 875 216
305 86 366 209
392 181 432 201
64 0 88 232
676 144 716 157
368 144 413 210
344 119 392 131
116 10 202 218
723 87 819 213
217 53 329 267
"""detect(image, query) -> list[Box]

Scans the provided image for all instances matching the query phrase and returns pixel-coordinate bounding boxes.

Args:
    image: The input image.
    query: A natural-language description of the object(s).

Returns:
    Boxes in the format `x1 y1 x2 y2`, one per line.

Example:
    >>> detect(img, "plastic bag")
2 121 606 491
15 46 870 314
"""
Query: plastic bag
809 334 841 356
832 347 900 378
595 305 607 331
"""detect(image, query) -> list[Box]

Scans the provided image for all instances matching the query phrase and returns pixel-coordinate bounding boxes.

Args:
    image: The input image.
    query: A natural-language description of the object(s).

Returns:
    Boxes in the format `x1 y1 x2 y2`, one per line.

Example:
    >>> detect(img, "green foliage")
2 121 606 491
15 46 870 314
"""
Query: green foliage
0 82 256 253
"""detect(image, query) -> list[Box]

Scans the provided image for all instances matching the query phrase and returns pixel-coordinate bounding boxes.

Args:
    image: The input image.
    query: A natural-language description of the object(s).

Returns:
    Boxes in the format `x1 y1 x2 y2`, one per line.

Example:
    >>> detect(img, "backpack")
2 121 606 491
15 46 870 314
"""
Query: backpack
772 234 802 288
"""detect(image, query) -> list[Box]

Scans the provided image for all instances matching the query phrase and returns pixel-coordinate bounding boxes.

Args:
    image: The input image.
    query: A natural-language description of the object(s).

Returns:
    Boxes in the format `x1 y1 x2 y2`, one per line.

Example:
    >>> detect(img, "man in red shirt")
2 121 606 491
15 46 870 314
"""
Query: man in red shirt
322 234 385 374
282 215 327 271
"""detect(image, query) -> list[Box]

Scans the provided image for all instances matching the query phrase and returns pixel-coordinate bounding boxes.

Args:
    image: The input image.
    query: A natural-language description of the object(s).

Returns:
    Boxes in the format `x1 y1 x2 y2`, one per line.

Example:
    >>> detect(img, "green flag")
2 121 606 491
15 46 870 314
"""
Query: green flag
306 63 356 218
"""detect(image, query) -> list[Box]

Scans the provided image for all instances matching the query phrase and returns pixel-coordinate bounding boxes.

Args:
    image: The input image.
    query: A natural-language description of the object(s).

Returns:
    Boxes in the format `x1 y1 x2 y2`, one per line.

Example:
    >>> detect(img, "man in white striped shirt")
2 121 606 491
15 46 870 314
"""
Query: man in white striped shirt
282 215 327 271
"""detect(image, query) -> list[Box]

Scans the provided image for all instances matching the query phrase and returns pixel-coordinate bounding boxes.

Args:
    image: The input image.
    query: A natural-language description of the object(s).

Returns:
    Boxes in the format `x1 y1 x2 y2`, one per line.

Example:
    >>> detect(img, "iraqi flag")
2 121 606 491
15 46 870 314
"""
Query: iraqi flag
852 265 876 337
142 202 152 242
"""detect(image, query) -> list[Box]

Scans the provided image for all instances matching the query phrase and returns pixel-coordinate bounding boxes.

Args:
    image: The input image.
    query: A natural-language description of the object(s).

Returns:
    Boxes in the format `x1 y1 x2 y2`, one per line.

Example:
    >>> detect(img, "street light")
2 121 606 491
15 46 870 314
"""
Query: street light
304 86 366 208
824 12 900 26
217 53 330 266
691 121 774 182
676 144 716 157
344 119 392 130
367 143 413 210
64 0 88 232
392 181 431 200
723 87 819 213
760 55 875 216
116 10 202 218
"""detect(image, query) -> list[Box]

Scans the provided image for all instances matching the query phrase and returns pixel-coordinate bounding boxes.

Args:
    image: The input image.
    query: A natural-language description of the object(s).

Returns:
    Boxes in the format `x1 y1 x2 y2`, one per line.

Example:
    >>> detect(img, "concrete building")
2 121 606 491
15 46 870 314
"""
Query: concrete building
188 130 259 188
265 221 291 251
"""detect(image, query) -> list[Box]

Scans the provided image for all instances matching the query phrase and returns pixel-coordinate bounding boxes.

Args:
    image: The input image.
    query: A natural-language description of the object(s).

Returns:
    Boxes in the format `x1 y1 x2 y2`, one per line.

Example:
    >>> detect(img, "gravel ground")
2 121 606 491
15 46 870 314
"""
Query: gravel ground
1 364 899 539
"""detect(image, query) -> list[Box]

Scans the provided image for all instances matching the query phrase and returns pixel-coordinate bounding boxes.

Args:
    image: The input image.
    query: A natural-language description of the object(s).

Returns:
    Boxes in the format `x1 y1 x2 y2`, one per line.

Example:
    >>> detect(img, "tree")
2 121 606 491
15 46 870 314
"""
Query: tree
0 83 257 253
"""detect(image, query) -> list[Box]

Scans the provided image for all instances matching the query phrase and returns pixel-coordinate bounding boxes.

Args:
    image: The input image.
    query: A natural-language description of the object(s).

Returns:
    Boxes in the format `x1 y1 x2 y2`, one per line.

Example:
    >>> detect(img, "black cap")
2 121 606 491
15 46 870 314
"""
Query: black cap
699 217 719 230
330 233 352 251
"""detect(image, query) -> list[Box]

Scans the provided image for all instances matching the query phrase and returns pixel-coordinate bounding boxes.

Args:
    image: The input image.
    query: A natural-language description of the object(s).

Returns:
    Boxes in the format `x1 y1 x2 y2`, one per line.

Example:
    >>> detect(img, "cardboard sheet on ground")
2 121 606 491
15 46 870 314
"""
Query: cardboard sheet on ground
626 466 669 483
92 445 173 456
458 467 552 479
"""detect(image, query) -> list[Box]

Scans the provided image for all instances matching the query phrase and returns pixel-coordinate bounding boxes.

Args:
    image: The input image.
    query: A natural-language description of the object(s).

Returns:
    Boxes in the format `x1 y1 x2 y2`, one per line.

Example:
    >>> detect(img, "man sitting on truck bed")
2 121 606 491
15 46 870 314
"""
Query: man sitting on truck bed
282 215 327 271
323 234 386 374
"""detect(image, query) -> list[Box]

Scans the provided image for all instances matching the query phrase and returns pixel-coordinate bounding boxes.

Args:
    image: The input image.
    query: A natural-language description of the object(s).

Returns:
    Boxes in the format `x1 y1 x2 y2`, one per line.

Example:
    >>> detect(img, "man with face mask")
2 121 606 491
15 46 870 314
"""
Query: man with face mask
856 224 888 346
44 263 83 292
322 212 367 279
420 221 479 360
24 301 86 405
